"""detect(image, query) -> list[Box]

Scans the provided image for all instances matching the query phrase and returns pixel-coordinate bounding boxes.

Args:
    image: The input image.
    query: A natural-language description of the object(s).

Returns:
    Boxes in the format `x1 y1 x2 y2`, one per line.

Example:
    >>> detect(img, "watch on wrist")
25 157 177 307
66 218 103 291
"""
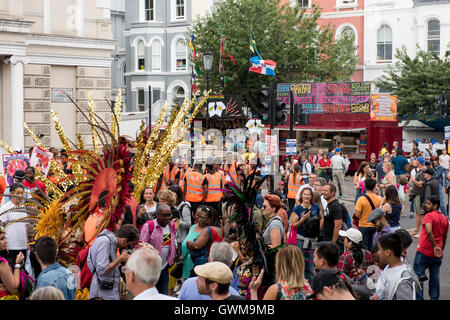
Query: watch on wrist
14 264 21 269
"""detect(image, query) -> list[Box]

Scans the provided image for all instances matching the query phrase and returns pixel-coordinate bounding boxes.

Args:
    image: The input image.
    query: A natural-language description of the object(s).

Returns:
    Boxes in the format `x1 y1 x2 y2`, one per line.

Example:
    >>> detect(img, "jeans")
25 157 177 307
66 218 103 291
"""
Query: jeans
156 265 170 295
358 227 376 251
413 251 442 300
255 192 263 209
297 238 315 283
444 169 449 187
438 184 447 217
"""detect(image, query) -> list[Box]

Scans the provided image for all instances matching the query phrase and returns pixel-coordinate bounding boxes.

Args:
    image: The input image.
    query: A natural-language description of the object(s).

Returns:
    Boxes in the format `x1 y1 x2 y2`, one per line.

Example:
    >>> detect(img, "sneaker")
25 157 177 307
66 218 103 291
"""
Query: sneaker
409 214 414 218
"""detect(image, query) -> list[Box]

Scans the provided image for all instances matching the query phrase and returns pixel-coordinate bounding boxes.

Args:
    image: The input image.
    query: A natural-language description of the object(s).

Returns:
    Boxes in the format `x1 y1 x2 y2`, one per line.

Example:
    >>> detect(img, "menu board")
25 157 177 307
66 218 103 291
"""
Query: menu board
370 94 397 121
277 82 371 114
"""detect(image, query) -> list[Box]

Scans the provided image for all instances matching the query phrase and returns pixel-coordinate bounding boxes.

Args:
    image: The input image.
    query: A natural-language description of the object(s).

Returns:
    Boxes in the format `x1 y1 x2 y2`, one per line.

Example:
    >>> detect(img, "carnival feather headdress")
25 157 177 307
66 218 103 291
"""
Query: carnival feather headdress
221 161 268 272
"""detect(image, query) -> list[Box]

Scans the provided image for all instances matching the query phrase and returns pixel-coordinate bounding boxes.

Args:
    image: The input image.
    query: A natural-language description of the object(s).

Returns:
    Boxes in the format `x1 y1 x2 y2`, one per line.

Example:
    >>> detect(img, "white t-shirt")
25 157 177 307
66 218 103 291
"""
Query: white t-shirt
145 203 157 215
159 224 171 269
0 201 28 250
375 264 408 300
439 154 450 170
331 155 345 170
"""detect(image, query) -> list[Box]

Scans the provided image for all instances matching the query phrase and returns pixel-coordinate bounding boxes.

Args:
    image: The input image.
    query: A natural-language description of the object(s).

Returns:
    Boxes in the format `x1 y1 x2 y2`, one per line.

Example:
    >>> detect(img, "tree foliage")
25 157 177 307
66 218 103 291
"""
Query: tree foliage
189 0 359 97
375 46 450 119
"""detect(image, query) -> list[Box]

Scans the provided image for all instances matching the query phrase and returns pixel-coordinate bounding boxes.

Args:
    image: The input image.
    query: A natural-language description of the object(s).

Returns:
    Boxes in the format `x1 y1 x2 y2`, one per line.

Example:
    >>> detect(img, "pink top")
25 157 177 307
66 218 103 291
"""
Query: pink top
139 220 177 266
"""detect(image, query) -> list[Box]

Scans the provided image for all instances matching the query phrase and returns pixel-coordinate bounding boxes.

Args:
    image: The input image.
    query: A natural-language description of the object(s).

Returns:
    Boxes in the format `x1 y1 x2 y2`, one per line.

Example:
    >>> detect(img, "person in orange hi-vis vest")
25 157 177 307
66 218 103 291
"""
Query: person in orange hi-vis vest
202 160 223 214
178 158 191 190
163 161 181 185
223 153 239 185
287 164 303 216
183 163 204 221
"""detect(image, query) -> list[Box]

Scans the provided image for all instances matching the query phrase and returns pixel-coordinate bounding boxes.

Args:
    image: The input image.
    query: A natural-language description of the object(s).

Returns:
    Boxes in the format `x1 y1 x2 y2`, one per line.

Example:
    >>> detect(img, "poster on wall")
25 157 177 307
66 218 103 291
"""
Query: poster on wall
370 94 397 121
207 95 244 118
30 146 53 177
2 153 30 185
277 82 371 114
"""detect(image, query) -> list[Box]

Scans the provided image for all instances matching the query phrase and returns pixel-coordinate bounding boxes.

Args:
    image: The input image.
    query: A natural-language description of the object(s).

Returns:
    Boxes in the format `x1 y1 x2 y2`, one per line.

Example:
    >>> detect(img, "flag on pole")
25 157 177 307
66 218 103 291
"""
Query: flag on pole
220 35 236 72
249 32 276 77
191 69 198 94
189 34 202 76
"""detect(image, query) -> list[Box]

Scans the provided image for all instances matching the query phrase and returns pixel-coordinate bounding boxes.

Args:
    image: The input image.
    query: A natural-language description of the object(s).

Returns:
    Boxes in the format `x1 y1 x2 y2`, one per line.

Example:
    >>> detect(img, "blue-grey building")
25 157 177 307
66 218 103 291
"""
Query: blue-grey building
124 0 192 117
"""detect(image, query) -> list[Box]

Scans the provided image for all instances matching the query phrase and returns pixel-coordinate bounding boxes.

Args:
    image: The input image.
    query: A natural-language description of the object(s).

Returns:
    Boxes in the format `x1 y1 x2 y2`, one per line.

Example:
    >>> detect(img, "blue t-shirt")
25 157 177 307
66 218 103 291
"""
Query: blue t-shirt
178 276 240 300
375 161 385 183
292 203 321 237
391 156 409 176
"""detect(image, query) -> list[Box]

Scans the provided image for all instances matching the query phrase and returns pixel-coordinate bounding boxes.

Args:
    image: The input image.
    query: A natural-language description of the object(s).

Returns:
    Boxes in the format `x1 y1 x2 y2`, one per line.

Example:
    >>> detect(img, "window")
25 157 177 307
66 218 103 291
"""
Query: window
138 89 145 111
152 40 161 71
175 39 187 71
137 41 145 70
145 0 154 21
153 89 161 103
427 19 440 55
290 0 309 7
377 25 392 61
175 0 185 19
174 86 185 106
341 26 354 39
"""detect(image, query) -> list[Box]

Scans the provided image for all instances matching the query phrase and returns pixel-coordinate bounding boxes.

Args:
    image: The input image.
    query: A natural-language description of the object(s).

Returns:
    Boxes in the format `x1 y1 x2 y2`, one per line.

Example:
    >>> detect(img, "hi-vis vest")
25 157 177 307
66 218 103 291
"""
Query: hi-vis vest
179 167 192 189
163 165 180 181
287 173 303 199
204 172 223 202
224 163 238 184
185 171 203 202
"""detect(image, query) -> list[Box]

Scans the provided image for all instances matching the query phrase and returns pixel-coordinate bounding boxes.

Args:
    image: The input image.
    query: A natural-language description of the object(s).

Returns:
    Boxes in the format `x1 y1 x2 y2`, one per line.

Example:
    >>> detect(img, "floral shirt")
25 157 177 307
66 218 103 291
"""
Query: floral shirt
276 281 313 300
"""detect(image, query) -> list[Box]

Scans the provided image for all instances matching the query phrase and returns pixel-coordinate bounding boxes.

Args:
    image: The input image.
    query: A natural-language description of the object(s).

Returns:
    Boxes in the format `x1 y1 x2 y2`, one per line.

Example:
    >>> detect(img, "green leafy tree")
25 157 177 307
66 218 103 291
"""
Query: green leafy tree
375 46 450 119
189 0 358 97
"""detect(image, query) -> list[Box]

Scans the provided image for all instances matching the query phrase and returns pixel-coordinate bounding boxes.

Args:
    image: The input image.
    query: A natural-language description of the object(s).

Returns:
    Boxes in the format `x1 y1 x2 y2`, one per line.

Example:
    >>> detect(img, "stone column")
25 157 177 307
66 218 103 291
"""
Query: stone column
9 55 28 152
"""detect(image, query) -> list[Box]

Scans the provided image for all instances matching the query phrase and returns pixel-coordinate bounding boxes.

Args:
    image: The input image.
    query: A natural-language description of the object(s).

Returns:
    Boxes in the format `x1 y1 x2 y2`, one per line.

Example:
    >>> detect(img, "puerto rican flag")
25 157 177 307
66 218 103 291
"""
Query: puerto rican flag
249 57 277 77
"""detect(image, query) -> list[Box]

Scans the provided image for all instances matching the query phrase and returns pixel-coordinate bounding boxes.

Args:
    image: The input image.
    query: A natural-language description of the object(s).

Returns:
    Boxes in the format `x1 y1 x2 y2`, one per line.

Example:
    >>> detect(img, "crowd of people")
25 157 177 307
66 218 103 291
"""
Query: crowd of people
0 140 448 301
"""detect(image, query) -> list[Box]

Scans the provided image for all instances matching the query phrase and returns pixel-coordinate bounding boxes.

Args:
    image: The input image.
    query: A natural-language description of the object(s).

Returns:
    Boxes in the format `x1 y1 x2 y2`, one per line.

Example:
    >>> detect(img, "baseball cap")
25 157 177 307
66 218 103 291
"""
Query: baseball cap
311 269 342 298
13 170 26 180
335 147 341 153
338 228 363 244
278 181 285 186
366 208 386 223
423 168 434 176
194 262 233 284
416 156 425 165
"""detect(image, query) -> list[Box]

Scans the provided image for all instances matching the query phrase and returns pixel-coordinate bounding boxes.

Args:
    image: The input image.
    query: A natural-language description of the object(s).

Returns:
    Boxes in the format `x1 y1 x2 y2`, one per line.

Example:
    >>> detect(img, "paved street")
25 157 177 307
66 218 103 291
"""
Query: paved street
269 174 450 300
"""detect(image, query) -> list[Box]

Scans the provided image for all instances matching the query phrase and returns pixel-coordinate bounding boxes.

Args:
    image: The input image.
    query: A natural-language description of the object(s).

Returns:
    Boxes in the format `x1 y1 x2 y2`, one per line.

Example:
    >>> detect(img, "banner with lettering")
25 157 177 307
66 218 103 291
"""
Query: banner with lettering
207 94 244 119
276 82 371 114
370 94 397 121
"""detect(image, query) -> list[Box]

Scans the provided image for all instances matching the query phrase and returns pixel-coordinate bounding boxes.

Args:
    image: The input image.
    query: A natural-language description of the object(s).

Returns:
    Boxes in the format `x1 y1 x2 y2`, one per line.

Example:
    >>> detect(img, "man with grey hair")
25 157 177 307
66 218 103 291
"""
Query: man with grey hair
125 247 178 300
178 241 240 300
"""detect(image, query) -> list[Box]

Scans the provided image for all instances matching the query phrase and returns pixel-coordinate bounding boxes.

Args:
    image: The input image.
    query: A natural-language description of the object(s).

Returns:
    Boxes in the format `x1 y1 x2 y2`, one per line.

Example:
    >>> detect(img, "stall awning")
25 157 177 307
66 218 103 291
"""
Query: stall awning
275 127 367 132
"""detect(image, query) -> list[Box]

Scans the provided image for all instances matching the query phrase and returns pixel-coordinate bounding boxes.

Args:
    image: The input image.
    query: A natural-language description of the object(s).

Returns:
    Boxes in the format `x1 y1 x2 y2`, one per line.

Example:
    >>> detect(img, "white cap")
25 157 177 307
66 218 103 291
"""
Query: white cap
338 228 363 244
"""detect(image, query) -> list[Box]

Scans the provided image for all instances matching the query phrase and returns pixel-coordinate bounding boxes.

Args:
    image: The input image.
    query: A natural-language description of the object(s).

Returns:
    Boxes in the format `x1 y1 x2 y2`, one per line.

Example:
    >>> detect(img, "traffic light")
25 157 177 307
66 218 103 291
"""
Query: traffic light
295 103 310 125
274 100 287 125
257 85 271 124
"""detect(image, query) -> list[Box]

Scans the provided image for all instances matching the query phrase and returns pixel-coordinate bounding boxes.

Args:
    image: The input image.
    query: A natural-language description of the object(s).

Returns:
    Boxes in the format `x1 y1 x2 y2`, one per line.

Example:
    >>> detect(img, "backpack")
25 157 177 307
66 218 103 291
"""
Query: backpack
77 233 110 290
337 201 352 231
302 215 321 238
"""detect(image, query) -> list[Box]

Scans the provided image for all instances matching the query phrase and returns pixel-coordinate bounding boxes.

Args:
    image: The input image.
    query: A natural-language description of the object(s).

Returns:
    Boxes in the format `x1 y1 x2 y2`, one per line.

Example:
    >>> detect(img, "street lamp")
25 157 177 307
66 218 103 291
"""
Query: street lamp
203 49 213 130
203 49 213 91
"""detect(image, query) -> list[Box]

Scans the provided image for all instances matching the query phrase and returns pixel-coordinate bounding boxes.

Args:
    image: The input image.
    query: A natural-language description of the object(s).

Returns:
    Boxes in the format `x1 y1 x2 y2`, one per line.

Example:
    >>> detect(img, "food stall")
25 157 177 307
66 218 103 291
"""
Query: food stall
276 83 402 172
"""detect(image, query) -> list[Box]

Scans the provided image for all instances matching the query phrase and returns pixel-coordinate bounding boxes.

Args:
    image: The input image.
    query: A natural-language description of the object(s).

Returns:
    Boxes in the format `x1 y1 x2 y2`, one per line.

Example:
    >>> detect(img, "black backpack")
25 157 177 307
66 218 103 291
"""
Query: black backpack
302 208 321 238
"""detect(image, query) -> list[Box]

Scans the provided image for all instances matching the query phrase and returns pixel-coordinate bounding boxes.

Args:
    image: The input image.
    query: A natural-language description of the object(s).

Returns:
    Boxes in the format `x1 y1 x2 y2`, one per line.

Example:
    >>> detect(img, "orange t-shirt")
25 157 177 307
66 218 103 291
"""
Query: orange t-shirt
355 192 382 228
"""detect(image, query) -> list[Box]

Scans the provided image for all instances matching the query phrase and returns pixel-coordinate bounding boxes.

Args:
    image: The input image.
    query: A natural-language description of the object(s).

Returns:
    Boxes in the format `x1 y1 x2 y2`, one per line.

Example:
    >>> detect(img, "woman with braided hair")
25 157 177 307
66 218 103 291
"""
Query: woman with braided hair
337 228 374 282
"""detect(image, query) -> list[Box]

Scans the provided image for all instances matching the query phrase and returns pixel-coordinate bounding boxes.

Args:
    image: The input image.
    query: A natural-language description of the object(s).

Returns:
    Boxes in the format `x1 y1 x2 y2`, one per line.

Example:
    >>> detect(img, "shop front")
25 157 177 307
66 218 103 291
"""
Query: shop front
276 83 402 172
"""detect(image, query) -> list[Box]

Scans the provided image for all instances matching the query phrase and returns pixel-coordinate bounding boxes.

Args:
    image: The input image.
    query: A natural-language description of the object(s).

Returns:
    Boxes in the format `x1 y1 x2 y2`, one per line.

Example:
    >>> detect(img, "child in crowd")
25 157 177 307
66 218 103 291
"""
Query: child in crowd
394 229 413 264
396 175 408 217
